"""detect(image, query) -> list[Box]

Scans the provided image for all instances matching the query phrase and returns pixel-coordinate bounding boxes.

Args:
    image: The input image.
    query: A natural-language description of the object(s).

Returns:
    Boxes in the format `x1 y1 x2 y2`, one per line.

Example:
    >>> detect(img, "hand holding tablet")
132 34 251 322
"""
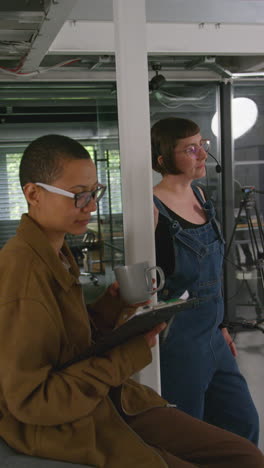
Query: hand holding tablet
58 296 198 370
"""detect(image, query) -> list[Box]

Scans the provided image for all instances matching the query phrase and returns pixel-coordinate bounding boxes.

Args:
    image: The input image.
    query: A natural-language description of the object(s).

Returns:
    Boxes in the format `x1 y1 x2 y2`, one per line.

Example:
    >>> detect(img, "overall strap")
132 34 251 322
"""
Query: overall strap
153 194 178 224
192 185 224 242
192 184 206 206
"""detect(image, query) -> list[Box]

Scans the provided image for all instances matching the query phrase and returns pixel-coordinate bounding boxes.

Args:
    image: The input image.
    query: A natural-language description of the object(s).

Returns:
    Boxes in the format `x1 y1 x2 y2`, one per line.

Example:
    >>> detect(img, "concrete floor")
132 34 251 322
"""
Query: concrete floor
236 330 264 451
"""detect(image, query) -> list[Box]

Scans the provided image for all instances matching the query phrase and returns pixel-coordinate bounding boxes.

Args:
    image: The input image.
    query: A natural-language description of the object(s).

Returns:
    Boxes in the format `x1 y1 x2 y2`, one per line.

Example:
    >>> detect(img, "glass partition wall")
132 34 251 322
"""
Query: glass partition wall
0 80 263 314
150 80 264 323
0 82 125 300
230 83 264 321
150 81 221 213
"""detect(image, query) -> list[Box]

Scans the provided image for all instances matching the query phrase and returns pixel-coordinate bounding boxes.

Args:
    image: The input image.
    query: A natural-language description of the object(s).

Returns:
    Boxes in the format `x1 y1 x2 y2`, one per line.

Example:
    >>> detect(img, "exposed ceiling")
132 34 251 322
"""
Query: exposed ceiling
1 0 264 128
1 0 264 81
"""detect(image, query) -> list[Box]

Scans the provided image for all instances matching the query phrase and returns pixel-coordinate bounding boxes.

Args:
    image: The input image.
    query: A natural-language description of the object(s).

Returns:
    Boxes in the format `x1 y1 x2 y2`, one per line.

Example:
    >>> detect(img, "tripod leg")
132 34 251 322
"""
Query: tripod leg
226 203 245 258
235 244 242 269
244 278 263 319
246 205 264 288
241 243 254 267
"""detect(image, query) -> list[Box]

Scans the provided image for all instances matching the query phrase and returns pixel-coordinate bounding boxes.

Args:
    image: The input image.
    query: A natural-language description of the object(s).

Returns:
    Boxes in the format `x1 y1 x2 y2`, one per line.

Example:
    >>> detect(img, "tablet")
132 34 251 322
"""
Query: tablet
90 297 198 356
58 297 198 369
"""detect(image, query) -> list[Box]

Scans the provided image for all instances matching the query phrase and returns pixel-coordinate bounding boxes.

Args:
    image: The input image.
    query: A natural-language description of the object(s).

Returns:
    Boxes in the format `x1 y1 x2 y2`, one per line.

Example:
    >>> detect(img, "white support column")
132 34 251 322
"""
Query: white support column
113 0 161 392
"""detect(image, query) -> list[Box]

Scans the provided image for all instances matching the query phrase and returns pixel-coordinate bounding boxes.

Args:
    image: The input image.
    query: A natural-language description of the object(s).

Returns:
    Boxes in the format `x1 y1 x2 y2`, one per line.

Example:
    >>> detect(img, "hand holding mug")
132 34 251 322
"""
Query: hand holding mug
114 261 165 305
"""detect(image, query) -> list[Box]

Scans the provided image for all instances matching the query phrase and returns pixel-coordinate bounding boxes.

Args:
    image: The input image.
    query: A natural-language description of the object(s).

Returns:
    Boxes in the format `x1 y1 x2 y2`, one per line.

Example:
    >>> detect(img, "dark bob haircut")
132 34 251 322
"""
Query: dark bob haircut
151 117 200 175
19 134 91 189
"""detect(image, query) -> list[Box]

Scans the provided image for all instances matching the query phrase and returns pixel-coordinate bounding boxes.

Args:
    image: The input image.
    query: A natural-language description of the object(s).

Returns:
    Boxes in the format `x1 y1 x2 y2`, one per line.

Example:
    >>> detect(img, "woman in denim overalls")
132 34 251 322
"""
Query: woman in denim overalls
152 117 259 444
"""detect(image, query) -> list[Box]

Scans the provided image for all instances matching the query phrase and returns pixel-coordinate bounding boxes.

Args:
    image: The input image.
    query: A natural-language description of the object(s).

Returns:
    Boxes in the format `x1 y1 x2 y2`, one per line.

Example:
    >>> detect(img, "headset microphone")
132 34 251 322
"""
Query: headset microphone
208 152 222 173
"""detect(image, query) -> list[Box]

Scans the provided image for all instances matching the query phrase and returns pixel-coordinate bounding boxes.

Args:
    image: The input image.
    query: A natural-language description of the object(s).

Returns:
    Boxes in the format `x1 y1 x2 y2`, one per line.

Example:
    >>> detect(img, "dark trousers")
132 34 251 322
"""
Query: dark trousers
126 406 264 468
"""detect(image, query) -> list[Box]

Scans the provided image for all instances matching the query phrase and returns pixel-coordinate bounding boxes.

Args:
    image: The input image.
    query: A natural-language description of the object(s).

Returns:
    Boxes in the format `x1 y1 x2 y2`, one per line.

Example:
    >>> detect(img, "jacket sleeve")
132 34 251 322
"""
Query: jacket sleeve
0 298 152 426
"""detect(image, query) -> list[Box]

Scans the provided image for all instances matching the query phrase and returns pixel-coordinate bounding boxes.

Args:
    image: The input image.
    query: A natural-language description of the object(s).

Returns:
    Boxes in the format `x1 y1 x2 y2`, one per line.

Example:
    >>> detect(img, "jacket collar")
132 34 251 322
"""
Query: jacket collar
17 214 80 292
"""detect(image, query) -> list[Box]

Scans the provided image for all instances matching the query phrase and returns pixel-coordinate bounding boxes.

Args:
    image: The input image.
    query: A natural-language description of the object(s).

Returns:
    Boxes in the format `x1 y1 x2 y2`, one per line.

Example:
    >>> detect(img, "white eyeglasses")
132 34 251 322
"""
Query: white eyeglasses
35 182 106 208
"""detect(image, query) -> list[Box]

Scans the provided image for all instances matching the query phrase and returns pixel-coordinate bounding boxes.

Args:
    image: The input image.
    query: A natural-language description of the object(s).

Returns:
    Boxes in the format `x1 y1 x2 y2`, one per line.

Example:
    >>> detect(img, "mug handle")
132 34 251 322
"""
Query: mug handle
145 266 165 294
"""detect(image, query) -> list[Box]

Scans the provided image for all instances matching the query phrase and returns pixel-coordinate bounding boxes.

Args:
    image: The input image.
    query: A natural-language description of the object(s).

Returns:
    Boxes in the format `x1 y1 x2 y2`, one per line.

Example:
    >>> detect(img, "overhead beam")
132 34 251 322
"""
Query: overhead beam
19 0 75 73
0 69 220 82
68 0 264 24
50 21 264 55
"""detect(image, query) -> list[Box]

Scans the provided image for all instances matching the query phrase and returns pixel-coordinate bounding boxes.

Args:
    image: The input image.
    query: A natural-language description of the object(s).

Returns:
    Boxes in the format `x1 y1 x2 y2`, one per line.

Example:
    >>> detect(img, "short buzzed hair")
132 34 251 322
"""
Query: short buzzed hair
19 134 91 188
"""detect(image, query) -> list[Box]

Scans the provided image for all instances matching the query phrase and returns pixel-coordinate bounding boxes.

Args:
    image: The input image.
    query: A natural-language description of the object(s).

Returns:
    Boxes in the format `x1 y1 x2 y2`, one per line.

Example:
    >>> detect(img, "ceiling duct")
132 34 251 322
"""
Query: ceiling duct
153 90 211 109
185 56 232 79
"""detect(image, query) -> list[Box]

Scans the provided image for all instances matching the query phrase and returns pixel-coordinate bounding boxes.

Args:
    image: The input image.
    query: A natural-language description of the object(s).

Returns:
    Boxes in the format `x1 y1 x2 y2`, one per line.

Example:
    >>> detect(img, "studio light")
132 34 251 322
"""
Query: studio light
211 97 258 139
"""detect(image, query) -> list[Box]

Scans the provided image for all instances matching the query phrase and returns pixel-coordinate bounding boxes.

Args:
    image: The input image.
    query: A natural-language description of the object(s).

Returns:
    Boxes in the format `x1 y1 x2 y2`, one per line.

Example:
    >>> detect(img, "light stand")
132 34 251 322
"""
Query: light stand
225 186 264 320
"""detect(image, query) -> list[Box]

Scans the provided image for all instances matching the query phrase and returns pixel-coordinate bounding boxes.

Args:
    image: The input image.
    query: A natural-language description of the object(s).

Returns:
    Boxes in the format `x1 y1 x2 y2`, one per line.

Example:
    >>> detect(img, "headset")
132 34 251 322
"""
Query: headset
208 152 222 173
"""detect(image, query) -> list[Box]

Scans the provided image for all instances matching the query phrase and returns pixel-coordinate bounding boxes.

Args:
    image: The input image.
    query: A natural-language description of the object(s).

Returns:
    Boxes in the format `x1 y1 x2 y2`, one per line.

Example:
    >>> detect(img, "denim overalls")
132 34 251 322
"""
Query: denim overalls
154 186 259 444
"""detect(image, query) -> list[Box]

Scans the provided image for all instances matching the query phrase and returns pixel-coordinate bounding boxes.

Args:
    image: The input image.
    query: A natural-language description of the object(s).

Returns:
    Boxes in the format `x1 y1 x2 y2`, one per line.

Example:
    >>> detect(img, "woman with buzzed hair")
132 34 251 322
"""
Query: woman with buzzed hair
0 133 263 468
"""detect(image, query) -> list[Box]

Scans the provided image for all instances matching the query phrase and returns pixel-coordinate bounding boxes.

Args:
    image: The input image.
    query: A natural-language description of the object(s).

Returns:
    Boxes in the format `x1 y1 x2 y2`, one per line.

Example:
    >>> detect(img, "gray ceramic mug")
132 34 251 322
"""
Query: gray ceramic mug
114 261 165 304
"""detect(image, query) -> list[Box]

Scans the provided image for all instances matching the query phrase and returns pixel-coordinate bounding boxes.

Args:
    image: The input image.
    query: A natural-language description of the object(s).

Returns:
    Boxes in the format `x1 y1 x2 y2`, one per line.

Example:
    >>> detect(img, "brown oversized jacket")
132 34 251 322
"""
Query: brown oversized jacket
0 214 167 468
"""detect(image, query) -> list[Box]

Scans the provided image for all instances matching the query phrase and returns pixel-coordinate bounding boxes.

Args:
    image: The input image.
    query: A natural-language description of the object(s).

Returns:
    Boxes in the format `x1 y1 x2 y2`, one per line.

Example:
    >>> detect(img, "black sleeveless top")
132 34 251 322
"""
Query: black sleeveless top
155 200 207 277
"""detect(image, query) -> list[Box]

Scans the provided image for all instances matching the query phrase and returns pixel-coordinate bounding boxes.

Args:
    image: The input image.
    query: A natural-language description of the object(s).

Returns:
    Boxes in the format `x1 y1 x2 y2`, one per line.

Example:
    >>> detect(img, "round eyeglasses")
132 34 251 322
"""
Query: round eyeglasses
180 139 210 158
35 182 106 209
